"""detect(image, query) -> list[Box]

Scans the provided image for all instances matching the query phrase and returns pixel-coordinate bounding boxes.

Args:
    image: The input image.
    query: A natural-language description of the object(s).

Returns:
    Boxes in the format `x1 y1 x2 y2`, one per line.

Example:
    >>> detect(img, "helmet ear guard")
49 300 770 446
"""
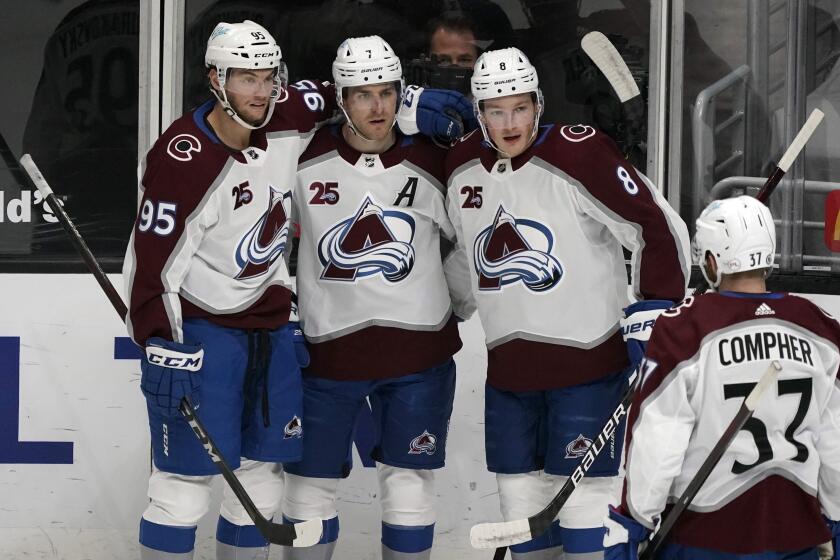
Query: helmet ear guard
470 47 543 157
332 35 404 140
205 20 286 130
693 196 776 289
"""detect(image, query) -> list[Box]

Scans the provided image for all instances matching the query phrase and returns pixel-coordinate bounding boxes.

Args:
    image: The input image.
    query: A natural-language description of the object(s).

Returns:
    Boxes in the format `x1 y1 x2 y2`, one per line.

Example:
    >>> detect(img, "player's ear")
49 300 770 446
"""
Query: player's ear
704 251 718 282
208 68 220 91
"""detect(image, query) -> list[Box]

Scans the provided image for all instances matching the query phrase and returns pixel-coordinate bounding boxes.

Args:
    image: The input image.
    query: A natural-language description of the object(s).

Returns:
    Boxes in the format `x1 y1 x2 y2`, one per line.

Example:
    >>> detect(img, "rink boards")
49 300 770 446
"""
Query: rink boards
1 274 839 559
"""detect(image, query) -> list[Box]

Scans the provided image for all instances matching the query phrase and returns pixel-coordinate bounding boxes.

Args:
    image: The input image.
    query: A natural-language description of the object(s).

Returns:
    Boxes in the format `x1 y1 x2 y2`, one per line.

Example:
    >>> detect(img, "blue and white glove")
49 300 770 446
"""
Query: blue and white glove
620 300 673 371
826 517 840 560
603 507 651 560
141 338 204 417
396 85 478 142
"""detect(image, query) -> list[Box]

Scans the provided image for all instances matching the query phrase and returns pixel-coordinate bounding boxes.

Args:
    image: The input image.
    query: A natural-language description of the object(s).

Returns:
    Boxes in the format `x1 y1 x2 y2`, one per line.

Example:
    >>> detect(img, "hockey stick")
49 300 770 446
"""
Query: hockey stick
691 108 823 294
755 108 824 204
19 154 323 548
0 128 32 188
581 31 640 104
639 360 782 560
581 31 645 160
471 369 641 553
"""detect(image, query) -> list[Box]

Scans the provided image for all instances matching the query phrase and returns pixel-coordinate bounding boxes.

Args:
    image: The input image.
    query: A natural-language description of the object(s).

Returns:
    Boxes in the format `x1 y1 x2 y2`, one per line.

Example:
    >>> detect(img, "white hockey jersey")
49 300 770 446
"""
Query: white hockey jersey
445 124 690 391
621 292 840 553
293 126 461 380
124 81 333 345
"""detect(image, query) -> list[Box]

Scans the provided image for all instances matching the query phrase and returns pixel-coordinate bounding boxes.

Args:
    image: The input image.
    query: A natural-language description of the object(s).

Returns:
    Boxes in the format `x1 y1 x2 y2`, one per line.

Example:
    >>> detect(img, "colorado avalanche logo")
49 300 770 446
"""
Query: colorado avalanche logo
284 415 303 439
474 205 563 292
560 124 596 143
565 434 593 458
408 430 437 455
235 186 290 279
318 196 416 282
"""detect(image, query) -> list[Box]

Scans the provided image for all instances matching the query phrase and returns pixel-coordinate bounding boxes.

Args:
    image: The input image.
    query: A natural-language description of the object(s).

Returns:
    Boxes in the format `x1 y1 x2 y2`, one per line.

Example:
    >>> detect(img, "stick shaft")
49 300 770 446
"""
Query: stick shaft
20 154 126 320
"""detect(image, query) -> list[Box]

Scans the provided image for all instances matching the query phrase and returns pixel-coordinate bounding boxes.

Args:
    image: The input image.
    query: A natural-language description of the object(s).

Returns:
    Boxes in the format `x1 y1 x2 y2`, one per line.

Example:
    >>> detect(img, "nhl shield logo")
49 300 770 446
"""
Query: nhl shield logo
474 205 564 292
284 415 303 439
408 430 437 455
565 434 593 458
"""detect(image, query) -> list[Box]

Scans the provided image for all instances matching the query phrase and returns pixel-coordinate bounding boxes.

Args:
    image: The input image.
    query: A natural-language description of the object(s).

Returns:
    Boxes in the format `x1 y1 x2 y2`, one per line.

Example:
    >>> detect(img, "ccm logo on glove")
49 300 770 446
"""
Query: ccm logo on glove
146 345 204 371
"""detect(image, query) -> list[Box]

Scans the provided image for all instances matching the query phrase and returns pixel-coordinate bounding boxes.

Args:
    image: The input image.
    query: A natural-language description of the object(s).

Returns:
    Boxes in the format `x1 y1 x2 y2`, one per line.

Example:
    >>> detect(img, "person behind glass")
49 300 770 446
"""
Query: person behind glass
428 12 481 69
445 48 691 559
403 12 482 98
22 0 139 256
281 35 463 560
605 196 840 560
123 20 335 560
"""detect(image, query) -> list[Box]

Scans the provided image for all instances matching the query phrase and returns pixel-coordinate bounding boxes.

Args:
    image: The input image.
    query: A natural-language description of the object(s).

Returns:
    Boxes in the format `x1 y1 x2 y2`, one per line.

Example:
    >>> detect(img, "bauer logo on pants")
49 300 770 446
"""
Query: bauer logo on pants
408 430 437 455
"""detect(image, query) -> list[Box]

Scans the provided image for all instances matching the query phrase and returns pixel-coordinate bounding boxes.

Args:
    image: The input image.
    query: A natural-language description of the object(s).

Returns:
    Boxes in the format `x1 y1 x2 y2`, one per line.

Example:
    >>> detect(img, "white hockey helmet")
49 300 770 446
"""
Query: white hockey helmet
205 20 288 130
332 35 404 139
693 196 776 289
471 48 544 155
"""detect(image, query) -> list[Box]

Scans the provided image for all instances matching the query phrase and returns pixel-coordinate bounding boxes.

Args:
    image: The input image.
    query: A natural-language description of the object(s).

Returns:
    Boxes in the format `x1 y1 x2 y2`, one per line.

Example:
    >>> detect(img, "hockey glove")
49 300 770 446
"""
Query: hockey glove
396 85 478 142
620 300 673 372
141 338 204 417
603 507 650 560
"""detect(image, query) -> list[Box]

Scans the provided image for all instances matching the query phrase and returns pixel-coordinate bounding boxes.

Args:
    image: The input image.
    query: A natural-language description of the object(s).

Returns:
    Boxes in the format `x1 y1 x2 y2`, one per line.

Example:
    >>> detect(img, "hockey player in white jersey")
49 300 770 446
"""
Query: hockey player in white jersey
281 36 462 560
605 196 840 560
123 20 472 560
446 48 691 559
123 20 332 560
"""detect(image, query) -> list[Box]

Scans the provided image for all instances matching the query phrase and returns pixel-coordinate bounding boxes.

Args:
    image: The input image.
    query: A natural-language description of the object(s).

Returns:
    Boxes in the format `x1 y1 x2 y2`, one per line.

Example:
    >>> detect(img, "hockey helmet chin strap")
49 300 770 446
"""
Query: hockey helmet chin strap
476 90 544 159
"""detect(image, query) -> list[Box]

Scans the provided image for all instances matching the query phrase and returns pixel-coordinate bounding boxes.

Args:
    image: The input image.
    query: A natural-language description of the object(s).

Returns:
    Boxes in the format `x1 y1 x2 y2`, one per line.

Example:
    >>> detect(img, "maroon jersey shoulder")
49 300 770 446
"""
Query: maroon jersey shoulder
269 80 336 135
647 293 840 374
298 124 341 166
143 108 230 202
445 128 486 180
534 123 687 301
401 133 448 187
778 294 840 353
531 123 630 184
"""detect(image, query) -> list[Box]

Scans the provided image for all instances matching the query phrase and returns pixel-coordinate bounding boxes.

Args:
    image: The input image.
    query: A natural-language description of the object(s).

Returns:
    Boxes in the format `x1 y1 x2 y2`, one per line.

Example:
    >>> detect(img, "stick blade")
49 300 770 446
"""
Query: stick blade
777 109 825 172
744 360 782 411
581 31 641 103
289 518 324 547
470 518 532 549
